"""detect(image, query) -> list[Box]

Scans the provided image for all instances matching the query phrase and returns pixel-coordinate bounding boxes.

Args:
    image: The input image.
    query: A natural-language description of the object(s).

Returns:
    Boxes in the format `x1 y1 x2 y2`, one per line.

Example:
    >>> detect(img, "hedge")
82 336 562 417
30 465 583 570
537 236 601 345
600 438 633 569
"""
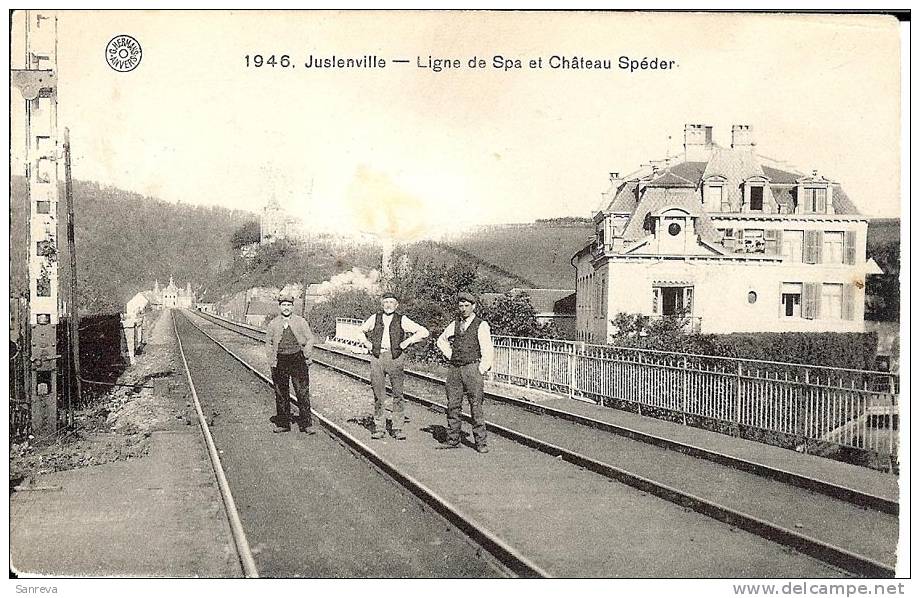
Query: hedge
614 330 879 371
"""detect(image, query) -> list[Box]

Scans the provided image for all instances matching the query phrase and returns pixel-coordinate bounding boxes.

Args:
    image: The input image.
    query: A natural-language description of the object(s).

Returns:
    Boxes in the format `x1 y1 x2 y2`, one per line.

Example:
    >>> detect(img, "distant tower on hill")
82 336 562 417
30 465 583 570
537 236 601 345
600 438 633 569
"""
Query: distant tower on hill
261 194 288 244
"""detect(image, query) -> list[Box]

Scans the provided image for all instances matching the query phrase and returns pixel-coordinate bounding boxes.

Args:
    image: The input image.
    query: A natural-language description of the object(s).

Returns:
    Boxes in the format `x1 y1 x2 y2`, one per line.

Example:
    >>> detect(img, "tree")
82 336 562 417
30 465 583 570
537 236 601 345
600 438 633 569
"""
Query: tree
230 220 261 250
481 291 558 338
307 288 379 339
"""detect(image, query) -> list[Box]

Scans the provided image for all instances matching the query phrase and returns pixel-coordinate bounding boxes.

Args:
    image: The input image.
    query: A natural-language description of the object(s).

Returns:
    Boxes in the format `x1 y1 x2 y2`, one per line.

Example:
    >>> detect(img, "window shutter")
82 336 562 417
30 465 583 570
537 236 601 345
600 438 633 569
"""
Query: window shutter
804 231 816 263
652 288 660 315
843 284 855 320
816 188 827 213
814 231 824 264
774 229 783 256
803 282 818 319
844 231 856 265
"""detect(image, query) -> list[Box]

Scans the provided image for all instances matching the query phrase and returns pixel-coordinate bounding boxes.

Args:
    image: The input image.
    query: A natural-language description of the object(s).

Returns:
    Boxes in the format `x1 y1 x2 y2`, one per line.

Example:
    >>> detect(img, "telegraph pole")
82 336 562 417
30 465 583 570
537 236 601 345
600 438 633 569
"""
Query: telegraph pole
11 11 62 437
64 128 82 419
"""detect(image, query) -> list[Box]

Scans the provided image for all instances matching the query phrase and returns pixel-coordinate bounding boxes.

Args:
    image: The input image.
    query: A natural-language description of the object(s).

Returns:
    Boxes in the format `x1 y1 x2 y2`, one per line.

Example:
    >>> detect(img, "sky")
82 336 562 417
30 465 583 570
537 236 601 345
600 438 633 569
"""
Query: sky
10 11 903 242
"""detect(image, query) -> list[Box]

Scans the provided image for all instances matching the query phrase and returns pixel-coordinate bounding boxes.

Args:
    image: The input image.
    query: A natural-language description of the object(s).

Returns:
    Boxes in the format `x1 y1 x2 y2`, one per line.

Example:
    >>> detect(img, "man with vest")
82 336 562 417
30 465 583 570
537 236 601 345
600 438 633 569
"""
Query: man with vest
359 292 430 440
435 291 495 453
265 290 316 434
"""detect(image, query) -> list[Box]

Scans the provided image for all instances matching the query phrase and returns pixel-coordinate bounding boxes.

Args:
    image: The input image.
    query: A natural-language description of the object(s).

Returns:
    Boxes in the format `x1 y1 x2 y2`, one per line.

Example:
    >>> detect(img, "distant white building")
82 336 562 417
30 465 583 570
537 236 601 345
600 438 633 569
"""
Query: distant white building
126 291 151 318
134 277 196 311
575 123 873 341
161 277 195 309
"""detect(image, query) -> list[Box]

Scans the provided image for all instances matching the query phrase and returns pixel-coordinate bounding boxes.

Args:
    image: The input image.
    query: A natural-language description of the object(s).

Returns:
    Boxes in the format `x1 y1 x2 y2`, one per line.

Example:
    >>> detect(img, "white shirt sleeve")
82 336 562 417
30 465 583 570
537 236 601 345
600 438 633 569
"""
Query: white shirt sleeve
436 321 456 359
400 315 430 340
478 321 494 371
360 314 376 333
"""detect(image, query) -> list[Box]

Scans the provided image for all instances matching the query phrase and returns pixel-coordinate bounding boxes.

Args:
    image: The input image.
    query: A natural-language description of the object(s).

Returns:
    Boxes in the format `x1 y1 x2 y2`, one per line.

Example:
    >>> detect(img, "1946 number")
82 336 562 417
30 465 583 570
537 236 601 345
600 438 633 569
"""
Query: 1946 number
245 54 292 68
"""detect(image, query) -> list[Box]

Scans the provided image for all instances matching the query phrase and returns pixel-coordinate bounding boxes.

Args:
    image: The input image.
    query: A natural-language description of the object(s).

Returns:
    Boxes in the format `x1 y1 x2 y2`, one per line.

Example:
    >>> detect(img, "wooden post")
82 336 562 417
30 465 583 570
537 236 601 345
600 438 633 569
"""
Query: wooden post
63 128 81 422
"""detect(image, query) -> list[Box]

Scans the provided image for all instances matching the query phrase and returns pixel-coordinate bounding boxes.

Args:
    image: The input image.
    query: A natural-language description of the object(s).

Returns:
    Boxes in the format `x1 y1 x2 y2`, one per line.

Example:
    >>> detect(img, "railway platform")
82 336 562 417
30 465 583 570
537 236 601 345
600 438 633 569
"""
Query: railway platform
10 431 240 577
10 310 239 577
478 377 900 505
319 339 900 509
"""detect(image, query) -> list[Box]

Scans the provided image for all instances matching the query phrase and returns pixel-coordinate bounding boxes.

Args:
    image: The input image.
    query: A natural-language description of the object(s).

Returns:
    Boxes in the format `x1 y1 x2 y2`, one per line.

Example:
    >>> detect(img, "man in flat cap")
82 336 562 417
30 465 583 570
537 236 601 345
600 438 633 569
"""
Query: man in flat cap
265 289 316 434
435 291 494 453
359 291 430 440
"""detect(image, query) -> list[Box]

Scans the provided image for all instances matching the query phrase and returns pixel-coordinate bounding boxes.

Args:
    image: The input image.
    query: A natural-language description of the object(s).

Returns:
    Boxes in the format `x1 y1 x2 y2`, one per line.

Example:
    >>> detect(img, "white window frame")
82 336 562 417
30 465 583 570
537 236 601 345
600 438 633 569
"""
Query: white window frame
823 231 844 264
821 283 844 320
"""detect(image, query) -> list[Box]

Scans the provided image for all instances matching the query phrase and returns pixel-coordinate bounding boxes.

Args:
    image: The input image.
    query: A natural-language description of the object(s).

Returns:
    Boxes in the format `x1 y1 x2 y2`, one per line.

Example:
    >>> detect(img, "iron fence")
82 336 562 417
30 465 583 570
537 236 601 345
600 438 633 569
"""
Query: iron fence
492 336 898 467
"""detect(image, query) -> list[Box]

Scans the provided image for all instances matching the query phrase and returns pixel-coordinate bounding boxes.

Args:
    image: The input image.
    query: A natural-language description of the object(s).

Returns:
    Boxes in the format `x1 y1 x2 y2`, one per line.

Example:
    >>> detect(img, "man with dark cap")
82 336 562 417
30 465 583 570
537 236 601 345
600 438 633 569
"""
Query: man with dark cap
435 291 494 453
359 291 430 440
265 289 316 434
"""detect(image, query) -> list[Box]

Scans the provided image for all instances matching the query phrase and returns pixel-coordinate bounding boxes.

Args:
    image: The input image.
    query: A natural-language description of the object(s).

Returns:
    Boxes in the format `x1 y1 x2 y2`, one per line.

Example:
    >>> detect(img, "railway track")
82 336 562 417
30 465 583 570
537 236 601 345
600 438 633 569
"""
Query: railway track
181 309 890 577
173 310 528 578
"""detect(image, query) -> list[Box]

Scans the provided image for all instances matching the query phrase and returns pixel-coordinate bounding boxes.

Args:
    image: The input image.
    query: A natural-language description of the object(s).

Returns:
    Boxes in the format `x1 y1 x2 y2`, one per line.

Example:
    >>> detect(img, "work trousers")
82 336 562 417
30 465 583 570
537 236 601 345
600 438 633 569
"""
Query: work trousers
445 362 486 447
370 351 406 432
271 352 312 430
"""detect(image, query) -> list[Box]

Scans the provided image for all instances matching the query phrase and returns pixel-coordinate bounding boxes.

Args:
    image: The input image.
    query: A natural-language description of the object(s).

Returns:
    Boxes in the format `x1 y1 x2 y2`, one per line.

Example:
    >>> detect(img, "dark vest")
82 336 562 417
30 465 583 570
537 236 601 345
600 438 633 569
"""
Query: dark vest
278 324 301 355
369 312 404 358
449 315 483 366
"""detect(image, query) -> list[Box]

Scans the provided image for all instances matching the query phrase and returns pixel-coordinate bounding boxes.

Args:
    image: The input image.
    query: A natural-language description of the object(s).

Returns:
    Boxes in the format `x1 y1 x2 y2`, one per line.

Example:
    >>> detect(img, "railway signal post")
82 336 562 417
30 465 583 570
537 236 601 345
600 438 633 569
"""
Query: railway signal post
11 11 62 437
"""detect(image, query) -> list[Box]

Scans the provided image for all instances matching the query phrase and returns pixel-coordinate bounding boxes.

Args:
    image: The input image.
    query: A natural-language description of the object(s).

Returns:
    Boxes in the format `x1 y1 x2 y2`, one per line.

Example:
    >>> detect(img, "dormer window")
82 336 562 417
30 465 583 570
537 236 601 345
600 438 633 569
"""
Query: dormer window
742 176 770 212
795 172 833 215
803 187 827 213
703 184 723 212
749 186 764 211
701 175 728 212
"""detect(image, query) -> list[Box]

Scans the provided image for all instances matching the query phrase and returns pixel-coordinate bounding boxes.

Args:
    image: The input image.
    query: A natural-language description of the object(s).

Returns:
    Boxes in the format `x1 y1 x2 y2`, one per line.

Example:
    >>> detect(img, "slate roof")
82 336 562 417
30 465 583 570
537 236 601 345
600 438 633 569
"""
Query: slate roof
602 150 859 217
621 187 721 243
607 181 641 213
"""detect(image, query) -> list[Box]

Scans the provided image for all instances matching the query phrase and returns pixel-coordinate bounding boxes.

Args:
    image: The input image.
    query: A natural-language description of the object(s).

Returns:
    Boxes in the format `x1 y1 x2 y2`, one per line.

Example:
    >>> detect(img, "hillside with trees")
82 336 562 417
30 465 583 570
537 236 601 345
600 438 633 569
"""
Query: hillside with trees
10 176 254 313
438 222 592 289
205 235 381 301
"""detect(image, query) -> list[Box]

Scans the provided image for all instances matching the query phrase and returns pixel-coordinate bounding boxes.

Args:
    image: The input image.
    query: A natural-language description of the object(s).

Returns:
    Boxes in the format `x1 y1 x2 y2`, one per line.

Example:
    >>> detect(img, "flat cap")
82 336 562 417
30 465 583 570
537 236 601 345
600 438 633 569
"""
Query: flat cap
381 291 399 301
277 290 296 303
456 291 477 304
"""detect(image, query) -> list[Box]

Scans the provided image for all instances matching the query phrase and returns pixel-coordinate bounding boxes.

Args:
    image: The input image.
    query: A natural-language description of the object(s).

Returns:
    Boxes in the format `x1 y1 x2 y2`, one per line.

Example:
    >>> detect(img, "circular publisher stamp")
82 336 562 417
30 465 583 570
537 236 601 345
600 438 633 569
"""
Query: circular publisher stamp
105 35 142 72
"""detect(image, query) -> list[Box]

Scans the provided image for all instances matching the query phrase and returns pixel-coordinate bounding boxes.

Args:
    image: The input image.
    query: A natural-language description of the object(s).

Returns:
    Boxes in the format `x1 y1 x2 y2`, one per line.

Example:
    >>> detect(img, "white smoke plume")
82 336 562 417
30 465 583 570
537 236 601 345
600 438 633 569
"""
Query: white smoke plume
312 267 381 302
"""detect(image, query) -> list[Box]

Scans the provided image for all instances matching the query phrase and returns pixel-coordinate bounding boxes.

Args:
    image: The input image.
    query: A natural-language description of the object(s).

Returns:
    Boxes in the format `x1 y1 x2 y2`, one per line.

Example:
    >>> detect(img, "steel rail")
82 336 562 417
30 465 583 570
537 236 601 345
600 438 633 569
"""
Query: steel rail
171 312 259 578
177 310 548 579
189 310 895 578
307 348 894 578
335 347 900 516
194 310 898 516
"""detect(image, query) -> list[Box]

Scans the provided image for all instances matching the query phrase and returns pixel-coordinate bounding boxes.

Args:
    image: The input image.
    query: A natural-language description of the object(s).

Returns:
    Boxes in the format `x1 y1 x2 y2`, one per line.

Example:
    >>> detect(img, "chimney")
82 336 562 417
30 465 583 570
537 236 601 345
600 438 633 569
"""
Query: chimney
731 124 755 150
683 124 713 161
609 172 619 182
